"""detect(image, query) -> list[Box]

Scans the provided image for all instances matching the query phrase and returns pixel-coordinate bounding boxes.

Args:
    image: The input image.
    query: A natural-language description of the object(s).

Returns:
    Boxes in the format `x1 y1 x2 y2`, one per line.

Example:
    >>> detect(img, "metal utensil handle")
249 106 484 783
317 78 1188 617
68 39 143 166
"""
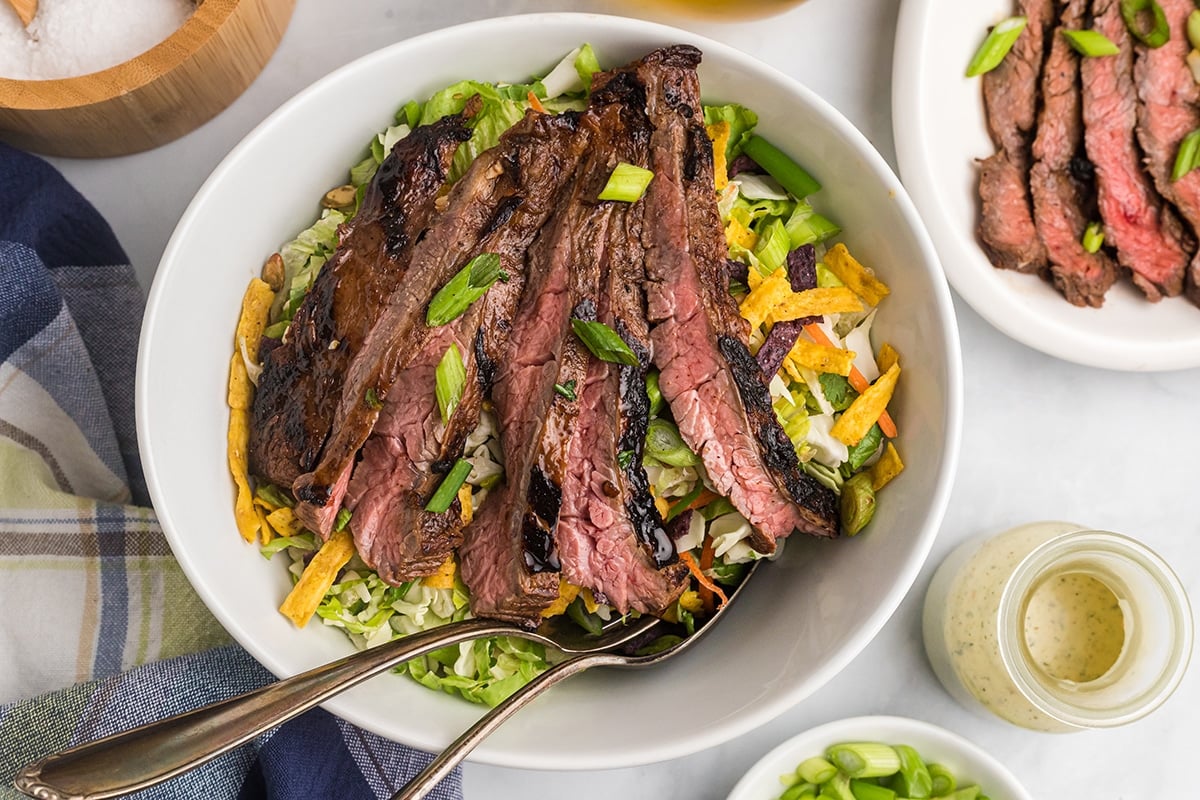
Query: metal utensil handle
392 651 620 800
14 617 513 800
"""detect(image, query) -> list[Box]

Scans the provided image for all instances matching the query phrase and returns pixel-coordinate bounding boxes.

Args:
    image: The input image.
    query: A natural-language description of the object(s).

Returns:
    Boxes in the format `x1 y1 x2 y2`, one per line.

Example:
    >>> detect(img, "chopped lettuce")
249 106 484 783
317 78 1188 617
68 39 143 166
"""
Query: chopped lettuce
276 209 346 323
702 103 759 162
574 43 602 89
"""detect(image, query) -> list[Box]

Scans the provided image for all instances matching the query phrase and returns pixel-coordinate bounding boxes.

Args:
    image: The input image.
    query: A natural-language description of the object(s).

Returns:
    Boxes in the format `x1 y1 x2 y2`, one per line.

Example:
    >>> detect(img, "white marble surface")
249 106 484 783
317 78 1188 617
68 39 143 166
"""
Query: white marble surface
46 0 1199 796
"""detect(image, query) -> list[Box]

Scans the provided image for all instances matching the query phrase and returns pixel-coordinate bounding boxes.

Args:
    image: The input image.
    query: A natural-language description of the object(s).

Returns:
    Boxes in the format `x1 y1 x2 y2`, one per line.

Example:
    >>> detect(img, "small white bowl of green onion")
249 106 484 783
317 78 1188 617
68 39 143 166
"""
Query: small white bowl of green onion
726 717 1032 800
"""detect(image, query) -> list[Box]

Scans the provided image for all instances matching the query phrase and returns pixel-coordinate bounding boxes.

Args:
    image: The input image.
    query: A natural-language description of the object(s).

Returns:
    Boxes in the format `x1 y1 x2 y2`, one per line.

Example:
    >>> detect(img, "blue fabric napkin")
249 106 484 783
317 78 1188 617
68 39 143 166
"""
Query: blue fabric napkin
0 141 463 800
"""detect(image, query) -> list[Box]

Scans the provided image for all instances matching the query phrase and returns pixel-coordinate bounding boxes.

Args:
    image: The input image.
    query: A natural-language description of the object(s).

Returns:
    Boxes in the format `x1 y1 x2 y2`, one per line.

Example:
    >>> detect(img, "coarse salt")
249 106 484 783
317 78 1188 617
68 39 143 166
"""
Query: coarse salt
0 0 195 81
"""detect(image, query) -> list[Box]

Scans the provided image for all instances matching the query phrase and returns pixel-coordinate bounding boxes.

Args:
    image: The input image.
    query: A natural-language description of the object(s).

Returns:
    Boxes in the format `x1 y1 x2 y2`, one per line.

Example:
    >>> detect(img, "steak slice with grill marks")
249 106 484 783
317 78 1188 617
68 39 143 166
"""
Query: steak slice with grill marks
1083 0 1190 299
249 114 470 491
1030 0 1117 307
1134 0 1200 308
291 109 589 536
556 83 689 616
457 116 613 626
978 0 1054 275
606 45 838 554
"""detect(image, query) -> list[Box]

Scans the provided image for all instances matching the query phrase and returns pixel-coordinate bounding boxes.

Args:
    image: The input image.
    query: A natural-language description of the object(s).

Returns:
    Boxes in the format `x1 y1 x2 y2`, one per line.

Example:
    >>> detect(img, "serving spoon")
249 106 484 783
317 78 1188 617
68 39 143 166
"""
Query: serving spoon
391 560 762 800
13 608 661 800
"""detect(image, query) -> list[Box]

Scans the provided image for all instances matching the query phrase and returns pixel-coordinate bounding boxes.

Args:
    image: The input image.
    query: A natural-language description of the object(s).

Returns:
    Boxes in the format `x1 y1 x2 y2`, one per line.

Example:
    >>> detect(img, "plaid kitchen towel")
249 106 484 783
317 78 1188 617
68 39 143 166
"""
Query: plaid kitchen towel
0 142 462 800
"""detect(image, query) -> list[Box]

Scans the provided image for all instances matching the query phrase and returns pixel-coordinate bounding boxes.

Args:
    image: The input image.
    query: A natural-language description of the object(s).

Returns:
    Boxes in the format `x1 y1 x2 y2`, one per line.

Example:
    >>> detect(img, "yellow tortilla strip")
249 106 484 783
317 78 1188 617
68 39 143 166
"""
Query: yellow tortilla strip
541 578 582 618
706 121 731 190
581 587 600 614
227 406 260 543
726 215 757 250
786 337 856 377
824 243 890 307
266 506 304 538
831 363 901 446
279 529 356 628
236 277 276 356
870 442 905 491
257 505 274 546
878 342 900 374
738 267 791 330
457 483 474 525
424 556 458 590
228 353 253 411
772 287 863 322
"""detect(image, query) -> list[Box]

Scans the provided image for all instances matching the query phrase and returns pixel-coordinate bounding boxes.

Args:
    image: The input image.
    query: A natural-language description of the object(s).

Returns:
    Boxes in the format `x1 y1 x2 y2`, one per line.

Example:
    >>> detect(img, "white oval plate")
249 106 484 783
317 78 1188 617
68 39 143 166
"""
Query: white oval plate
893 0 1200 371
138 13 962 769
727 716 1033 800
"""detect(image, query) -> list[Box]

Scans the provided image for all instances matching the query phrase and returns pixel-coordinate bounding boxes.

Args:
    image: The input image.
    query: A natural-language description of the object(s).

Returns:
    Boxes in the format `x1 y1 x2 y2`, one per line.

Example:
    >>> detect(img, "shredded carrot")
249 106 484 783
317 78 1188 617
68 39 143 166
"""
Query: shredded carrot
802 323 898 438
526 91 546 114
679 550 728 611
697 535 717 613
687 489 720 511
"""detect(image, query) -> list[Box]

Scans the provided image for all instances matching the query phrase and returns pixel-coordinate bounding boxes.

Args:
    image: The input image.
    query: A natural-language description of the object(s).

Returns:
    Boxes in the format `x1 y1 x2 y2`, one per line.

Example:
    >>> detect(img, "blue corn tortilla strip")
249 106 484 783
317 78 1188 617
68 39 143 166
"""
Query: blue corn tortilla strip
786 244 817 292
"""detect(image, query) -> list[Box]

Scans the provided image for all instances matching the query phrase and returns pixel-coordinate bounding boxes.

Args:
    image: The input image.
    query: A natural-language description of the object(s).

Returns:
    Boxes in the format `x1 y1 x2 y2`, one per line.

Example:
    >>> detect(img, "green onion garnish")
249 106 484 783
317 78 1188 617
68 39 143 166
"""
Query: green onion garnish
645 371 664 417
425 458 472 513
753 217 791 275
1082 221 1106 253
742 134 822 198
927 764 956 796
365 387 383 410
891 745 933 799
1121 0 1169 48
966 16 1029 77
571 318 639 366
1189 9 1200 49
786 201 841 248
826 743 902 779
617 449 636 469
333 508 352 532
645 418 701 467
1173 128 1200 180
597 162 655 202
554 380 577 401
426 253 503 327
1061 29 1121 57
795 757 838 785
435 343 466 424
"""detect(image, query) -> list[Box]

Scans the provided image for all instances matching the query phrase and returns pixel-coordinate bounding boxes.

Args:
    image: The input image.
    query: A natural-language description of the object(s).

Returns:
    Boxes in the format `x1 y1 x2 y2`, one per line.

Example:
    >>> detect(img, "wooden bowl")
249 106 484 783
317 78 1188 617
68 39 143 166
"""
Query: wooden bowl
0 0 295 158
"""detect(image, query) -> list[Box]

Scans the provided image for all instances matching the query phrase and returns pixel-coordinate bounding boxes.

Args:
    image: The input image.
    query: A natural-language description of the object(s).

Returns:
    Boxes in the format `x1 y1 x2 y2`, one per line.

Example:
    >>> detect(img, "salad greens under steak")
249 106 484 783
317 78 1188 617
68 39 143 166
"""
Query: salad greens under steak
236 45 904 707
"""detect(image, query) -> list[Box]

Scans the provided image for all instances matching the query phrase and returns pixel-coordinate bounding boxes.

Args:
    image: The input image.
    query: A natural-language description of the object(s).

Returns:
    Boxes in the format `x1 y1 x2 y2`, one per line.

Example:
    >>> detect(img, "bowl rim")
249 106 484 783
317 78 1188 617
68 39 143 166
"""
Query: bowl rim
0 0 238 105
725 715 1035 800
137 11 964 768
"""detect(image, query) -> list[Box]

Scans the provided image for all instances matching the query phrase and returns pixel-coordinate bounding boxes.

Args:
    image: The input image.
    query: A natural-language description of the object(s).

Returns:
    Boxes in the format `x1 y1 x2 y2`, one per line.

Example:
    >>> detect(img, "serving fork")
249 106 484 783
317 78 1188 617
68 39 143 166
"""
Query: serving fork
13 609 661 799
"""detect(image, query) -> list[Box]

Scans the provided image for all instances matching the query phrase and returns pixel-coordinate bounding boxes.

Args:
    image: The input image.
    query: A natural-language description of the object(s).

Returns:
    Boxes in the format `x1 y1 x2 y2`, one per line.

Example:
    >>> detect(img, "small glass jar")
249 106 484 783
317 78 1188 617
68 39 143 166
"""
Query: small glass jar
923 521 1193 732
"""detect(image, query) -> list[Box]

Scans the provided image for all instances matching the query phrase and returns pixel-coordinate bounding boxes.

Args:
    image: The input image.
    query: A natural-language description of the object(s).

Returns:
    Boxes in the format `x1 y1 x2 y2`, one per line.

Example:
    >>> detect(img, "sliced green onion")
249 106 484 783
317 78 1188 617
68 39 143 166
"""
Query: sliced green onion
796 757 838 785
617 449 636 469
742 134 822 198
826 743 901 779
664 483 705 522
940 787 981 800
785 201 841 248
365 387 384 410
554 380 577 401
571 318 640 366
780 783 818 800
754 217 791 275
1061 29 1121 57
891 745 933 799
435 344 466 424
426 252 503 327
598 162 654 202
1189 10 1200 50
333 507 352 532
425 458 472 513
850 779 896 800
1082 221 1105 253
645 371 664 417
927 764 956 796
966 16 1029 77
820 773 857 800
1121 0 1169 48
254 482 294 509
1172 128 1200 180
645 418 701 467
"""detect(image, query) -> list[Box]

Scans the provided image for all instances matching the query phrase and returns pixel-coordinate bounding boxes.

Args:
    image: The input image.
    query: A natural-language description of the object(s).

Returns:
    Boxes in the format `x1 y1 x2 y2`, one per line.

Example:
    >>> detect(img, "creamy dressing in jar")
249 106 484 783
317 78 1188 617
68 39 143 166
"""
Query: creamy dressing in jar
923 522 1192 732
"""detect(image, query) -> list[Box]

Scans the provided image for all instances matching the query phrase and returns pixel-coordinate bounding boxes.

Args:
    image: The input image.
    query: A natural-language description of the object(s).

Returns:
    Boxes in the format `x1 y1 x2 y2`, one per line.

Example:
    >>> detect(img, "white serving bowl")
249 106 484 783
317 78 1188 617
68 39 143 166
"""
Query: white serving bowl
727 716 1033 800
137 13 962 769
